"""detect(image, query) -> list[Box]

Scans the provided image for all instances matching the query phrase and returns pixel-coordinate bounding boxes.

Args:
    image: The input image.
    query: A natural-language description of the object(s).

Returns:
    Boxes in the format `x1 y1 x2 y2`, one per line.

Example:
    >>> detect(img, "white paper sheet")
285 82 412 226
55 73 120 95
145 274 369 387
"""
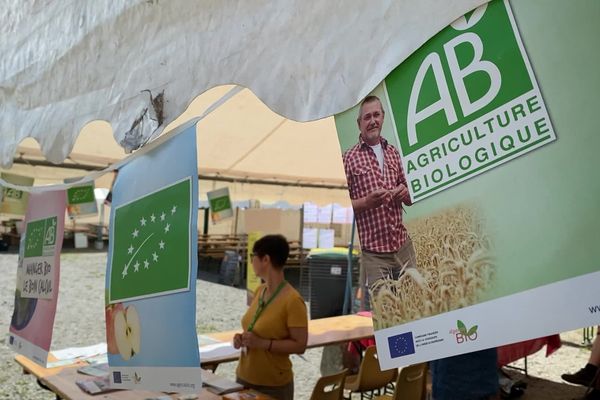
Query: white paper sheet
303 202 318 223
302 228 318 249
318 229 335 249
52 343 108 361
317 204 333 224
333 203 348 224
199 342 240 361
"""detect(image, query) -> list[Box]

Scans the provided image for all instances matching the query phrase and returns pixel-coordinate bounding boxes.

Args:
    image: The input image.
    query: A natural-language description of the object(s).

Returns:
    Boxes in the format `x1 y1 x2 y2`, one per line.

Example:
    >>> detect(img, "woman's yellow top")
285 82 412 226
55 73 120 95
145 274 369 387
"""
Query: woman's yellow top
236 283 308 386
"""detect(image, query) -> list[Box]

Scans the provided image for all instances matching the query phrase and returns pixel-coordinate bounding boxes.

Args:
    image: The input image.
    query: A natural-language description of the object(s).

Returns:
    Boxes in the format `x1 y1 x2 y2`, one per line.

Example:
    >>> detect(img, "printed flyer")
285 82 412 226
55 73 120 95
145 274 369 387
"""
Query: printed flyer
0 173 34 215
334 0 600 368
207 187 233 223
8 190 66 366
64 178 98 218
105 123 201 392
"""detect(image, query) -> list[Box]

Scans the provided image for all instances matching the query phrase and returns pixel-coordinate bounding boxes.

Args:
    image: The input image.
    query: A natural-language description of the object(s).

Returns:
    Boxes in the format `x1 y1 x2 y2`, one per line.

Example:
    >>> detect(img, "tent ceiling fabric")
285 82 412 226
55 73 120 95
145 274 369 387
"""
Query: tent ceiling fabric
0 0 486 168
14 86 349 186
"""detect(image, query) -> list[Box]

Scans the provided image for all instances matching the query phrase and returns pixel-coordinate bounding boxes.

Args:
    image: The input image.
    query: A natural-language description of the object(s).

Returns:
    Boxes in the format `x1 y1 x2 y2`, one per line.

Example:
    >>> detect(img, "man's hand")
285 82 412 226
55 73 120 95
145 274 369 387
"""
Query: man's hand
365 188 389 209
233 333 243 349
241 331 268 350
390 184 410 204
352 188 395 214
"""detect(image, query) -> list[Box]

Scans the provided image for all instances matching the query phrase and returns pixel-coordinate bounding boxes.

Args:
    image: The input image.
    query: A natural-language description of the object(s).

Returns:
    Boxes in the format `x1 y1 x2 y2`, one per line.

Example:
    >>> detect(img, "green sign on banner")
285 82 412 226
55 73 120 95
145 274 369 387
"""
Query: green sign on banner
209 196 231 213
1 173 34 215
109 178 192 302
24 216 57 258
67 185 95 205
4 187 24 200
384 0 555 201
64 178 98 218
207 187 233 223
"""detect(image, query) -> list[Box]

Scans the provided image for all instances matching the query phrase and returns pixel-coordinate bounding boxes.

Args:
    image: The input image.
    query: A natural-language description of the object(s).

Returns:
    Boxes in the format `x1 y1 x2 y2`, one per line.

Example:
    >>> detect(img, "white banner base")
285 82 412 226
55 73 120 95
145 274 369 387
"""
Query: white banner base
7 334 49 367
108 366 202 394
376 269 600 370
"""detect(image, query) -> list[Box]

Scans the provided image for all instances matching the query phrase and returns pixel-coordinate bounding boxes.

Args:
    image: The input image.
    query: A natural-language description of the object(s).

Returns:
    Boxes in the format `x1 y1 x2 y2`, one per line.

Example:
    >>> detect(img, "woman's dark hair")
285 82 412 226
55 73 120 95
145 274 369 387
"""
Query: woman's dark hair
252 234 289 269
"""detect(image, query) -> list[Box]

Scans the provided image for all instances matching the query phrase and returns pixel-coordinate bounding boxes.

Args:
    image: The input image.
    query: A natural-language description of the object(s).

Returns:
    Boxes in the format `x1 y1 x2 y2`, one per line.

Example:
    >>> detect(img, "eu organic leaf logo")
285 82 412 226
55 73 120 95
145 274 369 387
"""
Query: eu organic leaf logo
457 320 478 337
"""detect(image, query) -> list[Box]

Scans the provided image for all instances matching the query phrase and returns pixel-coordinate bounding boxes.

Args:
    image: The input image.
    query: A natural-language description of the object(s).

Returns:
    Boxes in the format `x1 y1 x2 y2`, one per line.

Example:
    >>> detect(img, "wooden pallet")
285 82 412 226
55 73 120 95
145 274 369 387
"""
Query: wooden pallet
197 234 307 265
198 234 248 259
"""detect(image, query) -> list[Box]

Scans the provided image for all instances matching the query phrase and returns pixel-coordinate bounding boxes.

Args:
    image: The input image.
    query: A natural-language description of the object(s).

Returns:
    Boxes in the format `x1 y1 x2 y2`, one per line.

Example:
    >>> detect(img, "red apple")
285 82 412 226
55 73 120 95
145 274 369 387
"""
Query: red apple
105 303 124 354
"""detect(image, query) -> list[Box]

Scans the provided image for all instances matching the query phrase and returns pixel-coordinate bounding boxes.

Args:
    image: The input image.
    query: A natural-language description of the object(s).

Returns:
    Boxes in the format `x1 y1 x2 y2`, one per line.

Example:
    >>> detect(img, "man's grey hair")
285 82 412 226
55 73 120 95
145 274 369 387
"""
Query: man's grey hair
358 95 384 120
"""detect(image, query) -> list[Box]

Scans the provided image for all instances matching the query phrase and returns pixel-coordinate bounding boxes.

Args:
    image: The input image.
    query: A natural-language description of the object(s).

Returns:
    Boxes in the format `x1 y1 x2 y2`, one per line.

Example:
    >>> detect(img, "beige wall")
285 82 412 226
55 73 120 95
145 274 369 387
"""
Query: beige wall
243 208 301 241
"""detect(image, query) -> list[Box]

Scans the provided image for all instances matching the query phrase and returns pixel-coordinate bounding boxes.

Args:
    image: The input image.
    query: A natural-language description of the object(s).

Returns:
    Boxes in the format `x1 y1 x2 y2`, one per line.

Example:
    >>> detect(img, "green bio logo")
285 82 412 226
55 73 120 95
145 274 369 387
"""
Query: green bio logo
384 0 556 201
109 178 192 303
67 185 95 205
207 187 233 223
24 216 57 258
456 320 478 343
4 188 23 200
210 195 231 213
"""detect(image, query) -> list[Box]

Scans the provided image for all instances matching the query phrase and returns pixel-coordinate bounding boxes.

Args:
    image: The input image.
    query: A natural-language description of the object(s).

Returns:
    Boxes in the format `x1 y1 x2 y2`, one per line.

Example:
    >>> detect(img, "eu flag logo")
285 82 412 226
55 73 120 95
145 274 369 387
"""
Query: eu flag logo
388 332 415 358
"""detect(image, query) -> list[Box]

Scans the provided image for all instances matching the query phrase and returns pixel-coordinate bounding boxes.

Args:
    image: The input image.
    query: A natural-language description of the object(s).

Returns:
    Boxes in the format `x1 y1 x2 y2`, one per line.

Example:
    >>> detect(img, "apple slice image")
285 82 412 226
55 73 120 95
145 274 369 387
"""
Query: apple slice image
113 305 141 361
105 303 124 354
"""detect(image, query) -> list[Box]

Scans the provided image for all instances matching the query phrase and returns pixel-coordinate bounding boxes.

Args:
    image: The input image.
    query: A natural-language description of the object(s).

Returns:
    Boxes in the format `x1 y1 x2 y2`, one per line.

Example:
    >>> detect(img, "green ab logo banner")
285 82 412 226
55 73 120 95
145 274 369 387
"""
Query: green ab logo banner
109 178 192 303
24 216 57 258
1 173 34 215
67 185 95 205
21 216 58 299
385 0 556 201
5 188 23 200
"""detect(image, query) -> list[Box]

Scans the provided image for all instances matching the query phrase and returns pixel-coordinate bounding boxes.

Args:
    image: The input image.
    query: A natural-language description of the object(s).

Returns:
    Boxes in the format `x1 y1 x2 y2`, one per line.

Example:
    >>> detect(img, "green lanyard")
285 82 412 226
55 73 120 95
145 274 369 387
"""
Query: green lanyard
247 280 287 332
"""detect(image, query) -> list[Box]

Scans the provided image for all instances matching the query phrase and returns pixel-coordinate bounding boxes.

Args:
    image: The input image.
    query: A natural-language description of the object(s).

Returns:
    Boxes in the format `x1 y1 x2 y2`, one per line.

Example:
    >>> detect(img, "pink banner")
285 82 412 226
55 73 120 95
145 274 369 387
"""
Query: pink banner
9 190 66 366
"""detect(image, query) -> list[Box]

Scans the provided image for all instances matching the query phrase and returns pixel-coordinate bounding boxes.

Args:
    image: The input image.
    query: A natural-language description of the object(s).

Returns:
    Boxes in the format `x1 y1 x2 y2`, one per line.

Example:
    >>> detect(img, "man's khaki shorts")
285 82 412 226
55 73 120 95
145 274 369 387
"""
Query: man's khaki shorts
361 237 417 289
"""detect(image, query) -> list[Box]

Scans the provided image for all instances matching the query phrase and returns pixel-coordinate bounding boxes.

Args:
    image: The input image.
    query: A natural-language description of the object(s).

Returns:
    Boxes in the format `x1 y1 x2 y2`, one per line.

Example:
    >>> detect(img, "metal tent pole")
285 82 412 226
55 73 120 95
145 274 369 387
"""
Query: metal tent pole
342 217 356 315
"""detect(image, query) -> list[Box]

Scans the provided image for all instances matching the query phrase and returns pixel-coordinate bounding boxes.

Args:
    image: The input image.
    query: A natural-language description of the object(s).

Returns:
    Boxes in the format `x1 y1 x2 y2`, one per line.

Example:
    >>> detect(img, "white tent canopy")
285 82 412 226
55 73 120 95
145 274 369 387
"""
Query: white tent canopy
0 0 485 170
12 86 347 185
6 85 354 205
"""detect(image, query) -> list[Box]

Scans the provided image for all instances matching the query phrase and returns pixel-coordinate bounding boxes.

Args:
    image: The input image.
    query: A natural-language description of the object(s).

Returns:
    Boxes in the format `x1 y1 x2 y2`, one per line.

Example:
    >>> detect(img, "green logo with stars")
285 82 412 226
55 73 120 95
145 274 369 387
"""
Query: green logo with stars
109 178 192 303
67 184 95 205
24 216 57 258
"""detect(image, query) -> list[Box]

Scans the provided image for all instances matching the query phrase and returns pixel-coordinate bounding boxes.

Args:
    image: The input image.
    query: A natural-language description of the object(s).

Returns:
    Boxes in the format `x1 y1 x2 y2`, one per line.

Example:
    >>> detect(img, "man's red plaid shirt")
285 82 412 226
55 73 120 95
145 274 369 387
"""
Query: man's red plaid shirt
343 136 411 253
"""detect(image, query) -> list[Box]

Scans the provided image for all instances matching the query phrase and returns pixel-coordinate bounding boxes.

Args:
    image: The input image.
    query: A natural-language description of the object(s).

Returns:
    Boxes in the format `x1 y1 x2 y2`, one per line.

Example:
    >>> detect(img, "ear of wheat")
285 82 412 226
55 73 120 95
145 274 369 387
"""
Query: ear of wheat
370 205 495 330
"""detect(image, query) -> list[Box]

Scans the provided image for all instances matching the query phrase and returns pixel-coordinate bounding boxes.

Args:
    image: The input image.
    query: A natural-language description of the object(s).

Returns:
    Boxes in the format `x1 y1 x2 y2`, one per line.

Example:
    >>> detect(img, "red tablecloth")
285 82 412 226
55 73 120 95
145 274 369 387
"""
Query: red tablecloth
497 335 561 366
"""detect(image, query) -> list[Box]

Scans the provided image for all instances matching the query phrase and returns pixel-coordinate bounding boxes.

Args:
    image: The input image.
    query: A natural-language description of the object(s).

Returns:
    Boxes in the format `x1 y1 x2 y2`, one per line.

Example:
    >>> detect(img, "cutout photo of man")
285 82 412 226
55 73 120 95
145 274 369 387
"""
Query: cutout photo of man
342 95 417 296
